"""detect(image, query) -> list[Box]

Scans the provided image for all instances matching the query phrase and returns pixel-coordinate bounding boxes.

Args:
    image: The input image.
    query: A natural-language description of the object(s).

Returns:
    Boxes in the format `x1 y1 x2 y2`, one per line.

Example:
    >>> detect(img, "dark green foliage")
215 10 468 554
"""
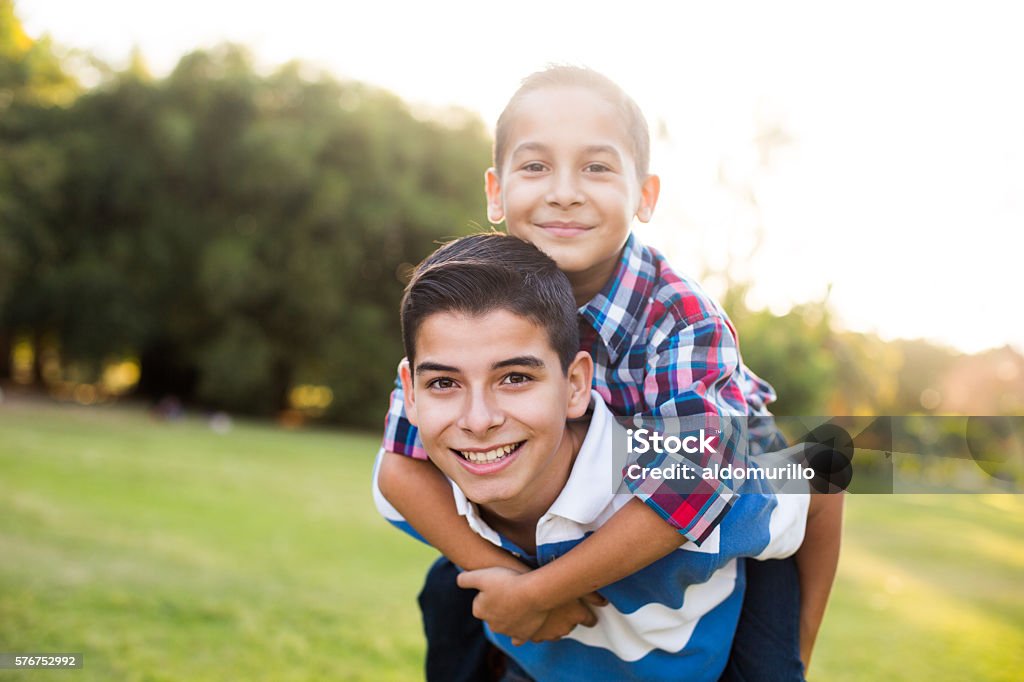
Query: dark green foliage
0 12 490 425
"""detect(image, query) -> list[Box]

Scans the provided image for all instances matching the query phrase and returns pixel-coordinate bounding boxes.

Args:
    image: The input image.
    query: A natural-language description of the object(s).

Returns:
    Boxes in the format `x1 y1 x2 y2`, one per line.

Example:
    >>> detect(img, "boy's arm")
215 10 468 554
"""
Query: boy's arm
527 498 686 600
377 450 602 641
458 501 688 645
378 447 685 642
377 450 528 573
796 493 844 673
459 497 685 610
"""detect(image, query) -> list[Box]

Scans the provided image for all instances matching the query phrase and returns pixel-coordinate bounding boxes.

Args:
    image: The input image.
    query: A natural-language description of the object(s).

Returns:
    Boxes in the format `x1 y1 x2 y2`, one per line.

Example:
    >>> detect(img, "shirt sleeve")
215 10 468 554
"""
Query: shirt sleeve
380 360 428 460
713 482 809 562
371 448 430 545
629 315 753 545
752 491 809 560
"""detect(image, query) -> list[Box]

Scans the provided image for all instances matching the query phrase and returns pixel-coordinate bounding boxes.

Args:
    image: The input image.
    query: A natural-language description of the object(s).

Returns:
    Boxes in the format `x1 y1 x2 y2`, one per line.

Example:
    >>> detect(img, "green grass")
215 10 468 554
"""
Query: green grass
1 398 1021 681
813 494 1024 681
0 397 436 681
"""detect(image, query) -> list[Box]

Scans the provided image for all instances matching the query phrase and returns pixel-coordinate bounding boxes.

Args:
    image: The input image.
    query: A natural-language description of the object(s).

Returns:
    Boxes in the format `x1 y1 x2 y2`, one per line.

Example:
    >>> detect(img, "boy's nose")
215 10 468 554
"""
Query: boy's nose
457 389 505 435
545 170 585 208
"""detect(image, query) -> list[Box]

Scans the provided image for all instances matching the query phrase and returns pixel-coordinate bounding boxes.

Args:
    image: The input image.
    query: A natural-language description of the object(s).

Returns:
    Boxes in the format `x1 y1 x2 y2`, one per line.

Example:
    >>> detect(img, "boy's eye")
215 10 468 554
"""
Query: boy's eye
522 162 547 172
502 373 533 386
426 377 457 390
584 163 611 173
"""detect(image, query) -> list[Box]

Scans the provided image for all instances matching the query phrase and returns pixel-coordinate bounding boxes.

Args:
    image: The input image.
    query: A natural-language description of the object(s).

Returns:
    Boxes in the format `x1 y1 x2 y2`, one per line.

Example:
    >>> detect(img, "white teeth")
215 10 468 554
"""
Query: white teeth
460 442 520 463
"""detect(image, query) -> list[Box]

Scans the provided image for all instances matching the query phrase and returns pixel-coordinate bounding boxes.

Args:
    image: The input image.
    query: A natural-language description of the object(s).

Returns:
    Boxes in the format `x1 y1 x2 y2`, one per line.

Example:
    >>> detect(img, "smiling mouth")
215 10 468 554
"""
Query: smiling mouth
537 222 590 231
535 224 593 239
453 441 525 464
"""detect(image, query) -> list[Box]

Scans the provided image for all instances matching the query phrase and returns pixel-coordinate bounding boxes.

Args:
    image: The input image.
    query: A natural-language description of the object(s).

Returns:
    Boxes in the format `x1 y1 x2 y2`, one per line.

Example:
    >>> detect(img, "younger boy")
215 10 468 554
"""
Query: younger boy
377 67 840 679
375 233 809 681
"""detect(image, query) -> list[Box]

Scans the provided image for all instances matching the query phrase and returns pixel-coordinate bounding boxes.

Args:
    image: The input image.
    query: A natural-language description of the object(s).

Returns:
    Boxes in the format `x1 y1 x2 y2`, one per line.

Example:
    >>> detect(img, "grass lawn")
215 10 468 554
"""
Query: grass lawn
1 396 1021 681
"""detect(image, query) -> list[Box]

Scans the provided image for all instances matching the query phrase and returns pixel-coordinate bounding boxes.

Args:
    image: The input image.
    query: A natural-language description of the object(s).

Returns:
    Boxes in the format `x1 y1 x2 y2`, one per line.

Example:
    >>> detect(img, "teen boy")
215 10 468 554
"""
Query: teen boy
374 233 809 681
378 67 841 679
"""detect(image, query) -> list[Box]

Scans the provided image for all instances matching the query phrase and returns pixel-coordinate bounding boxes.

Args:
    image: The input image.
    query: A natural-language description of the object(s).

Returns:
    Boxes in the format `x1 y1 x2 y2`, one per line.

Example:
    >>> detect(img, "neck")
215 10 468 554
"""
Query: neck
567 245 626 307
479 420 587 554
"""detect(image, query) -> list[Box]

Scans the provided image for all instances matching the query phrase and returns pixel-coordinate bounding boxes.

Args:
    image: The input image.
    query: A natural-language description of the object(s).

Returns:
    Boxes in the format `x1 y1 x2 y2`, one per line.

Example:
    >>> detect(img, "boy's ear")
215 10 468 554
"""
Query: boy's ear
635 174 661 223
485 168 505 224
398 358 418 426
565 350 594 419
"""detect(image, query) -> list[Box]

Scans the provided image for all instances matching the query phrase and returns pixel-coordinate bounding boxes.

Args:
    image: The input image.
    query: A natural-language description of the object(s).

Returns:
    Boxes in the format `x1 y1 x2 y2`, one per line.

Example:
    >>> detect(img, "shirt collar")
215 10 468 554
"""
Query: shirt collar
577 233 658 364
452 392 617 533
545 392 617 525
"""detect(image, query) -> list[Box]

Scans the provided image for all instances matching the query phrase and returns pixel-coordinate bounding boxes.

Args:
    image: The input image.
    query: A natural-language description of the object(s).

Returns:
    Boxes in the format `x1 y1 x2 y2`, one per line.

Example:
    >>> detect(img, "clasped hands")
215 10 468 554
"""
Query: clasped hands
456 566 607 646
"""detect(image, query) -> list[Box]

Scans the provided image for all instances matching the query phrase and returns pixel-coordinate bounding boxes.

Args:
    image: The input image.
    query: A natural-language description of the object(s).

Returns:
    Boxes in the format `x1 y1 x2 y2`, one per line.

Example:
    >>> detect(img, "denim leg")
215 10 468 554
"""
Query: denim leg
718 556 806 682
419 556 495 682
499 657 535 682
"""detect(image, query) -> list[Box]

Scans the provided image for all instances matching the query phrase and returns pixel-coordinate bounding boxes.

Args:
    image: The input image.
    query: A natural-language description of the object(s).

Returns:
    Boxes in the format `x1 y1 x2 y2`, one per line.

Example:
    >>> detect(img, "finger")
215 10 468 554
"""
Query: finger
582 591 608 606
533 625 570 642
531 617 580 642
456 570 480 590
470 594 486 620
558 601 596 628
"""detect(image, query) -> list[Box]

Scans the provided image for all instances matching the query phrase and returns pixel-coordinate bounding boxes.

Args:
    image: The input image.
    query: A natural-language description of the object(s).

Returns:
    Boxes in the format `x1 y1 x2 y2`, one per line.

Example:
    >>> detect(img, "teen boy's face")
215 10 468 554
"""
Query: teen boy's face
486 86 660 302
400 309 592 518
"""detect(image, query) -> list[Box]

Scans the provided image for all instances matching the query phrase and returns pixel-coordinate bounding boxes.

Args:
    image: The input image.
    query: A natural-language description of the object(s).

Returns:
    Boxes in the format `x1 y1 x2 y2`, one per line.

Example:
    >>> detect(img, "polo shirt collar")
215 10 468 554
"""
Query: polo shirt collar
577 233 657 364
545 393 616 525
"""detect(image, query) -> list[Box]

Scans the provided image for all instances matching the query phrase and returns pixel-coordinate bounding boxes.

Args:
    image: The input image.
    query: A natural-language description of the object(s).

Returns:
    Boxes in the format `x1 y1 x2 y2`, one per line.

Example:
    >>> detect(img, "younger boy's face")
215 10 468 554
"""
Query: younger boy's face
486 86 660 298
400 309 592 517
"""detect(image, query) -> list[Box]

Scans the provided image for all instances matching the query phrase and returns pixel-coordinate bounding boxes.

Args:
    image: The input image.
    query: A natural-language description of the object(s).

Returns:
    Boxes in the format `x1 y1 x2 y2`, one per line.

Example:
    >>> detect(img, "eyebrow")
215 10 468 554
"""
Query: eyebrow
493 356 546 370
415 362 460 375
510 142 622 161
415 356 546 374
510 141 551 157
581 144 622 160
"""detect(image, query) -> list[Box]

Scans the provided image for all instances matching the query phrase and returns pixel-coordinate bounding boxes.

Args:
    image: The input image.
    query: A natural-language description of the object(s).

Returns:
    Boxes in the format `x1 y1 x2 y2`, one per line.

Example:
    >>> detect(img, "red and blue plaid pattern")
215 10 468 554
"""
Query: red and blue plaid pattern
381 233 781 544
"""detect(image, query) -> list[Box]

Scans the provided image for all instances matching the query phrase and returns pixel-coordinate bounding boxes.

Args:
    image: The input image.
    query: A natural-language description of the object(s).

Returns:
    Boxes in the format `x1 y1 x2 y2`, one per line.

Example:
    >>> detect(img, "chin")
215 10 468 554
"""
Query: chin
459 480 519 507
540 251 589 274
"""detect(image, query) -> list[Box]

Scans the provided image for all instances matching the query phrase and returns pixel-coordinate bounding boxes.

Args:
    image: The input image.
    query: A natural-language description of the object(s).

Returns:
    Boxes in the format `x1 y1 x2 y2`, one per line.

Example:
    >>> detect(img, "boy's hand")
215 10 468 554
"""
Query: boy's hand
457 567 604 643
516 597 600 646
457 567 545 641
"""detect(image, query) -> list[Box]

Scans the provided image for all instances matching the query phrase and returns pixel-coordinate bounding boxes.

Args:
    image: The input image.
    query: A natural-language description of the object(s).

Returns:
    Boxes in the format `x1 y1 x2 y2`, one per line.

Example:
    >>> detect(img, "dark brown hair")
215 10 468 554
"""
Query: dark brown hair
401 233 579 372
494 65 651 179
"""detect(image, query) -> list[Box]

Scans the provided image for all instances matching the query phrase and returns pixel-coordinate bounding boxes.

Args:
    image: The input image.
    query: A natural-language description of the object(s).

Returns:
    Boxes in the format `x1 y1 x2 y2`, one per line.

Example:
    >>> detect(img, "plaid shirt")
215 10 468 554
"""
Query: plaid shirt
381 233 781 544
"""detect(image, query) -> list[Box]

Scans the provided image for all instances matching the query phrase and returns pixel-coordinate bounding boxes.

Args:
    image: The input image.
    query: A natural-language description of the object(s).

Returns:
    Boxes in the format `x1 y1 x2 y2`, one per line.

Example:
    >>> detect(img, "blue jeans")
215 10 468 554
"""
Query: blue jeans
418 557 496 681
719 556 806 681
419 555 804 682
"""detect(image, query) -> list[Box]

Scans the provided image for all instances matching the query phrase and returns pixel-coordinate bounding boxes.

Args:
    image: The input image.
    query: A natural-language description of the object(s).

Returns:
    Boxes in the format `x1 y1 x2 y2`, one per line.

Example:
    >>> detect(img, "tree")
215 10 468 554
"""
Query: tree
0 0 80 379
1 27 491 426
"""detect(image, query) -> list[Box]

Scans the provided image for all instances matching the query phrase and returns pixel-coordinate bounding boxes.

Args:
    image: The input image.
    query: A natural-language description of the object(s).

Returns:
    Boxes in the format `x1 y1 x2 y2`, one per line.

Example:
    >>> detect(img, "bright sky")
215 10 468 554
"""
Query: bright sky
20 0 1024 353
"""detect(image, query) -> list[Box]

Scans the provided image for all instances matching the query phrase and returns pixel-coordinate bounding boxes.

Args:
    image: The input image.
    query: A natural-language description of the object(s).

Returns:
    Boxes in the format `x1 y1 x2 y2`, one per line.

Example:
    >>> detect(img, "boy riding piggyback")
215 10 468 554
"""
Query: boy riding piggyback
376 67 841 681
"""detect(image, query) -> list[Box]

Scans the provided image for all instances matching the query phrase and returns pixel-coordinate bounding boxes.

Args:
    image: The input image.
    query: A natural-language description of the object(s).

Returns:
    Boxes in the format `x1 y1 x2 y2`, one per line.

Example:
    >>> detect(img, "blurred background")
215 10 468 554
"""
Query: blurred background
1 1 1022 680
